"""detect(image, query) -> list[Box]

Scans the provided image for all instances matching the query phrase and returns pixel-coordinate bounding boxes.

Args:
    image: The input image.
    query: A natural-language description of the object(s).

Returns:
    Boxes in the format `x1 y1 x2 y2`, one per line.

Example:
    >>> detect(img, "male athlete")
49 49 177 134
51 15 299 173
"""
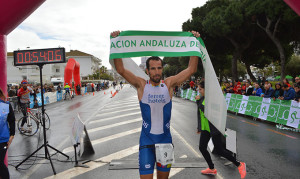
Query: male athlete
111 30 200 179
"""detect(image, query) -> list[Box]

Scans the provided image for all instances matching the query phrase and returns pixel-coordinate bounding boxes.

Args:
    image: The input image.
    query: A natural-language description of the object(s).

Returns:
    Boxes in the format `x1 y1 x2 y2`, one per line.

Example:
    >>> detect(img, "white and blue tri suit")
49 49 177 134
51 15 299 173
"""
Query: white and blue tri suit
139 80 172 175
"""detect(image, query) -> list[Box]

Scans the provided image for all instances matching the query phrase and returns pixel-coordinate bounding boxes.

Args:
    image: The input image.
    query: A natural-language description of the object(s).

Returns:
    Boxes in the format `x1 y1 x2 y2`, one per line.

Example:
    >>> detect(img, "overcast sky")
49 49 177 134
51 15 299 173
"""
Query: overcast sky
7 0 207 68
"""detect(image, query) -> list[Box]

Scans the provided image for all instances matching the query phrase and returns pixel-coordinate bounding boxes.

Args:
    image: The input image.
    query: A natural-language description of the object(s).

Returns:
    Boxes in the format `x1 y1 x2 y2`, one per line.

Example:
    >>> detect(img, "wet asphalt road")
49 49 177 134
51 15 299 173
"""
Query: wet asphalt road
8 85 300 179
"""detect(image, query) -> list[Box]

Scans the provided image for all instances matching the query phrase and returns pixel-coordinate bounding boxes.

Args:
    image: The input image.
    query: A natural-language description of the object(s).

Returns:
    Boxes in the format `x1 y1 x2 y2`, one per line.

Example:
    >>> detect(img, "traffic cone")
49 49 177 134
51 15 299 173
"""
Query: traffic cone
111 91 112 94
93 92 95 96
104 91 106 95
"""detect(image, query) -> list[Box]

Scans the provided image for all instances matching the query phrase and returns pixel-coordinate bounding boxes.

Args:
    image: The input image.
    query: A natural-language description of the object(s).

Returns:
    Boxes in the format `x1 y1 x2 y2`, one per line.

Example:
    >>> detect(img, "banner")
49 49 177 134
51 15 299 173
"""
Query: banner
109 31 227 135
217 93 299 129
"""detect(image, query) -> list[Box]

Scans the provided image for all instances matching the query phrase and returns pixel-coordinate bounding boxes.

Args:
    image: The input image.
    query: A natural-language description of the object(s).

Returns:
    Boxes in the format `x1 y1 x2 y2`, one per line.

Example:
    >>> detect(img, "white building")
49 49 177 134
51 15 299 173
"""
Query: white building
7 50 102 84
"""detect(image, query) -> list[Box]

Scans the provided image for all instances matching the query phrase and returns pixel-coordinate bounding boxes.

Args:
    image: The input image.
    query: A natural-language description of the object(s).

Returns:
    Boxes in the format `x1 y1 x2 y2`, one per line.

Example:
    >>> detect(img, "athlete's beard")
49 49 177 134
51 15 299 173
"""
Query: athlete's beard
150 74 162 84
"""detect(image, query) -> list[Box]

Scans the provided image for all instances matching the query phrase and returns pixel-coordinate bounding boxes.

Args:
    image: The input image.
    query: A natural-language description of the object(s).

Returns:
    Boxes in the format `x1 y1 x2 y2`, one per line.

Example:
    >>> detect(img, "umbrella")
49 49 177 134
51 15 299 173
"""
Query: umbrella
275 76 281 79
285 75 293 79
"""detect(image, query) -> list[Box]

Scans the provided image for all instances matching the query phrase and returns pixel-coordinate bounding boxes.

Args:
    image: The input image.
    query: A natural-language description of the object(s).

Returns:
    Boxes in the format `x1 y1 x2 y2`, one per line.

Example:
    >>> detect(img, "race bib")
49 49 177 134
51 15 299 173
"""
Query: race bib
155 143 174 166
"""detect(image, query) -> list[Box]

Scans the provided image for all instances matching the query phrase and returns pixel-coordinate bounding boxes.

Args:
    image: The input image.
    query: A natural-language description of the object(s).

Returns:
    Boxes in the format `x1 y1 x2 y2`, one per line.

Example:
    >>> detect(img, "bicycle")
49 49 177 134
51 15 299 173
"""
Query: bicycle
17 106 50 136
64 91 72 100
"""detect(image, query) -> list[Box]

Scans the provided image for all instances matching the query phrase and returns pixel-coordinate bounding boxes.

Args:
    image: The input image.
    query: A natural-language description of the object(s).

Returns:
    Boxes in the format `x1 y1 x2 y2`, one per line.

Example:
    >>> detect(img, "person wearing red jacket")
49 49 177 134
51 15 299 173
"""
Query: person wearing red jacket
234 80 242 94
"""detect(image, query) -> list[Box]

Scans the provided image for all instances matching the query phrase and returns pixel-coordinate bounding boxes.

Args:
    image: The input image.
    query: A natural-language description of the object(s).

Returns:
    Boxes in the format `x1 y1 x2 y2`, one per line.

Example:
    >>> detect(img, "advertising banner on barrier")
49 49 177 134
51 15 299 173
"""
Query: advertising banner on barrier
266 99 281 123
287 100 300 128
258 98 271 120
238 95 249 114
179 91 300 129
277 100 292 126
57 92 62 101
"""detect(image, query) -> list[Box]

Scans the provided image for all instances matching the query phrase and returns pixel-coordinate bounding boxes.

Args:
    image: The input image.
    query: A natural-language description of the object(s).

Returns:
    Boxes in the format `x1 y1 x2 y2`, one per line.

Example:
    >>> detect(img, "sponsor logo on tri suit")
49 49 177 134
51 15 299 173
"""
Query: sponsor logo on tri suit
145 164 151 169
166 122 170 129
147 94 166 103
143 120 149 128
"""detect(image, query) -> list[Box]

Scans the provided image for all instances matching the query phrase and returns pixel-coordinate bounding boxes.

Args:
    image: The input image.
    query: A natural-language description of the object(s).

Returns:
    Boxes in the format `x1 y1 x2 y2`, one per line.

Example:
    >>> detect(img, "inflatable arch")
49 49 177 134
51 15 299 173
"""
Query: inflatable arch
64 58 81 95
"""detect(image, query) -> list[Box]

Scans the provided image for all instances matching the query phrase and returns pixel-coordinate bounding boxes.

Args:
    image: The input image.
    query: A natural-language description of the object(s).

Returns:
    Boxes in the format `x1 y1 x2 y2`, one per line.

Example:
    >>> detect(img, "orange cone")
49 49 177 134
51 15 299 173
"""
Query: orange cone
104 92 106 95
93 92 95 96
111 91 112 94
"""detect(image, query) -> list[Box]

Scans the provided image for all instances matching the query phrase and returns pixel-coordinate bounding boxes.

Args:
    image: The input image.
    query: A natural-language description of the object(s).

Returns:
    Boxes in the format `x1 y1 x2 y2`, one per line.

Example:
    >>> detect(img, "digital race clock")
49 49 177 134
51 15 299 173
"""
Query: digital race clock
13 47 66 66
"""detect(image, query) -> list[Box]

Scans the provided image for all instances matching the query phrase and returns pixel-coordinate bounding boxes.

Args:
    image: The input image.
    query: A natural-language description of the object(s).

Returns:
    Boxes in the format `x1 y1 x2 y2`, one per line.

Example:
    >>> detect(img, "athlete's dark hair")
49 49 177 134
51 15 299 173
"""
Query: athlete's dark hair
146 56 163 70
199 81 205 89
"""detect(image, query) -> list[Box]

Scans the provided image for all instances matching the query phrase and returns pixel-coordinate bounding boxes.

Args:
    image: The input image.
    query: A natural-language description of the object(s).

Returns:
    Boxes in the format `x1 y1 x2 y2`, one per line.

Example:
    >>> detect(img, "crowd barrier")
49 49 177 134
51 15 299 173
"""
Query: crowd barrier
180 89 300 129
8 87 88 109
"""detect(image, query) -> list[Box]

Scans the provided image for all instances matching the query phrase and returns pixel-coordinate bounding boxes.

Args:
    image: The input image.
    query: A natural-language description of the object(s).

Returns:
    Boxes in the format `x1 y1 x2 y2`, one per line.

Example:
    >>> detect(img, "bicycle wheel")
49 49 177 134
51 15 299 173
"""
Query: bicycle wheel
40 112 51 130
17 116 39 136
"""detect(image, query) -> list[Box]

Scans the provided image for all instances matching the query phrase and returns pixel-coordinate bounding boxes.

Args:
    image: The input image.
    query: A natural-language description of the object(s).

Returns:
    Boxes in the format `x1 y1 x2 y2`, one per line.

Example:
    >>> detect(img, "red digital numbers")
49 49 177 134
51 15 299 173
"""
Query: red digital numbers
48 51 54 61
14 48 65 66
32 52 38 62
55 50 62 60
17 53 23 63
25 52 31 62
40 52 47 62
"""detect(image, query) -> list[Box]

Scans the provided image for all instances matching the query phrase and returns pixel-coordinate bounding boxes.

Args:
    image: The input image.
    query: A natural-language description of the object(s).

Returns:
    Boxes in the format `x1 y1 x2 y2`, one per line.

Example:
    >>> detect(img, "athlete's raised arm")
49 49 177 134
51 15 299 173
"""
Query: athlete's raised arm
111 31 144 90
165 31 200 89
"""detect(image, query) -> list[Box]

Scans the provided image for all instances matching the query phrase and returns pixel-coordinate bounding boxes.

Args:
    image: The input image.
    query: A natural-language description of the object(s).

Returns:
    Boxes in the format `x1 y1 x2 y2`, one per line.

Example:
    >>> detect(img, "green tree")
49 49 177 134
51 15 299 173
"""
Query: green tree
183 0 256 81
245 0 300 81
286 54 300 78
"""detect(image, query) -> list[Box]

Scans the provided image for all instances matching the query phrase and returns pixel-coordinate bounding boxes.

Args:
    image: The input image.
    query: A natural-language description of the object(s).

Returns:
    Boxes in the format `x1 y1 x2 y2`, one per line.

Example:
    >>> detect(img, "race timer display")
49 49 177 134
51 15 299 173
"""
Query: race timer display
14 48 66 66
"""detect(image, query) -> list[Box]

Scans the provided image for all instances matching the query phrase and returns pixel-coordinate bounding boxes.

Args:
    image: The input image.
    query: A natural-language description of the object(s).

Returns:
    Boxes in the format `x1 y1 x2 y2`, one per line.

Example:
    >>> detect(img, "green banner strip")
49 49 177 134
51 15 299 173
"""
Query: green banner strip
181 90 300 129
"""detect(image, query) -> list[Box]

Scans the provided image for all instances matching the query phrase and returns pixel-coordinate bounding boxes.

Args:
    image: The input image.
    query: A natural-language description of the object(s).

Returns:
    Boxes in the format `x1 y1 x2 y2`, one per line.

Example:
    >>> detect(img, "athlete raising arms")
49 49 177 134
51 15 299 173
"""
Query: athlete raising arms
111 30 200 179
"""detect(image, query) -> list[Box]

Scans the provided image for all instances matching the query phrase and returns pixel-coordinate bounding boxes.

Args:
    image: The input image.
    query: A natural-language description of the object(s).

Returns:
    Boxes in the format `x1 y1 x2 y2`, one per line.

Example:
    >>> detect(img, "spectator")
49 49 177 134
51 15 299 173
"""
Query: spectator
273 83 284 100
233 80 242 94
294 84 300 102
283 78 291 87
57 84 62 93
8 86 16 97
182 81 190 90
257 77 262 86
223 82 228 93
0 88 15 179
243 81 253 96
76 84 81 95
43 84 47 93
262 77 266 85
229 82 234 93
261 84 274 98
295 77 300 86
32 86 39 108
190 80 195 90
241 80 247 94
278 84 296 100
252 83 262 96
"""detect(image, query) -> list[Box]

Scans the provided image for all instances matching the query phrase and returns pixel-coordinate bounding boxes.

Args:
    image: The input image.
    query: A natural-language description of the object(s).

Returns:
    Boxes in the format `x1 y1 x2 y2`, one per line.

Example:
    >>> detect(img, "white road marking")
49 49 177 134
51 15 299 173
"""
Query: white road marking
90 111 141 124
45 145 139 179
101 103 139 112
104 100 138 108
170 127 224 179
171 127 201 158
96 107 140 116
88 118 141 133
63 128 140 153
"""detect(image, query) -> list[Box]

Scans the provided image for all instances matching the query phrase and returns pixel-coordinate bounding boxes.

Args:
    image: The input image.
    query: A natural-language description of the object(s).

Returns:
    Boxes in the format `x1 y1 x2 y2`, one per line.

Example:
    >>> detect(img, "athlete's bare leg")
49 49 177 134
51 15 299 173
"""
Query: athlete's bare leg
140 171 169 179
140 174 153 179
157 171 170 179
